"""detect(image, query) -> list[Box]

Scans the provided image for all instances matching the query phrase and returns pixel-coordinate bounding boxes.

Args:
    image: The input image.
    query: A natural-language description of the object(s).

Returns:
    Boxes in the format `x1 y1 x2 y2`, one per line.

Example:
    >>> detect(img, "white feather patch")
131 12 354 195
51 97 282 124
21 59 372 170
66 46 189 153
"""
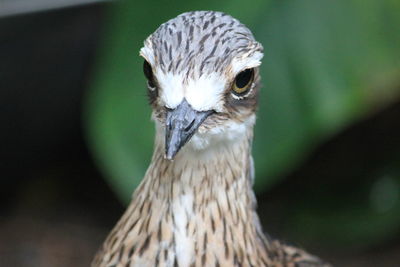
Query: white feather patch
157 71 185 109
188 115 255 152
139 42 155 65
231 50 263 74
172 193 194 266
156 71 226 112
184 72 226 112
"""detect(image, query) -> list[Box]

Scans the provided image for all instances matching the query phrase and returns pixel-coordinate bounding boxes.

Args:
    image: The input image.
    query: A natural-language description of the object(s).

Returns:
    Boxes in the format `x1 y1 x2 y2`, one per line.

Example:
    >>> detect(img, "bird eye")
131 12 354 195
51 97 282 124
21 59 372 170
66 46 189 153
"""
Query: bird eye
143 60 156 90
232 68 254 97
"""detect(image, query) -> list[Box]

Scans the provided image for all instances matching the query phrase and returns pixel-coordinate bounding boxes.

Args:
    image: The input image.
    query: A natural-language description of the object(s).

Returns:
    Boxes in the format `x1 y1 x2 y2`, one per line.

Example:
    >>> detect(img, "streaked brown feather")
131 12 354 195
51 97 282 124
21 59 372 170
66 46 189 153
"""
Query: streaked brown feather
92 10 331 267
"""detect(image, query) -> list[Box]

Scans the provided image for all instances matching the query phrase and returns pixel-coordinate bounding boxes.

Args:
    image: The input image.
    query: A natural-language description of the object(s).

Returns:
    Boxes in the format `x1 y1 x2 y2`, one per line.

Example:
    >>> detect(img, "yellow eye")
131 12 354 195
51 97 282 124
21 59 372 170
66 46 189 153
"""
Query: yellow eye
232 68 254 96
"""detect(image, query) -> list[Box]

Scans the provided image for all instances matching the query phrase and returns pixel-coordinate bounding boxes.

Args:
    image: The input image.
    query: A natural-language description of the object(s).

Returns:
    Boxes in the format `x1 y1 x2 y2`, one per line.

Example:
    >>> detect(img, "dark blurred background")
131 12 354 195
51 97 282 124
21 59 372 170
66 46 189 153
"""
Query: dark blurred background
1 1 399 266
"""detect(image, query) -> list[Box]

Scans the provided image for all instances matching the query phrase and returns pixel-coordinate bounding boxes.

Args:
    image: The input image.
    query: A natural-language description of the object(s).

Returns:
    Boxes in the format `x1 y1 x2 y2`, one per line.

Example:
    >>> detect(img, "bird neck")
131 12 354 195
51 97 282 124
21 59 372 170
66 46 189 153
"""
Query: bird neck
97 128 270 266
121 128 268 265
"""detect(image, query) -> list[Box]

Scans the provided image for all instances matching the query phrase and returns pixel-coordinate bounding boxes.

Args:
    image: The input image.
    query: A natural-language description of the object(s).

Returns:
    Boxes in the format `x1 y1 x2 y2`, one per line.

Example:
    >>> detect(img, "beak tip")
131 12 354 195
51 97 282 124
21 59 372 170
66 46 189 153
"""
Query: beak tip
165 149 177 161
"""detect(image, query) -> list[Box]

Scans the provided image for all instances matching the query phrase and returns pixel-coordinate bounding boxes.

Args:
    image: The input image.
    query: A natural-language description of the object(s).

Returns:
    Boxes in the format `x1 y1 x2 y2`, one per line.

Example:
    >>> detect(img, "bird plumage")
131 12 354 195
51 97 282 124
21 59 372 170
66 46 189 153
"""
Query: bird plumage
92 11 330 267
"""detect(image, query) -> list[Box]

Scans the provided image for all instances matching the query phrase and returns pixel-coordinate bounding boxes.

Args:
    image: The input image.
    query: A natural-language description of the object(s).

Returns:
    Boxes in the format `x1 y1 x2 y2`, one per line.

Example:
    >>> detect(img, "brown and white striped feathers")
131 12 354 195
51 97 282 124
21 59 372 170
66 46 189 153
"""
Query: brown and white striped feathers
92 11 330 267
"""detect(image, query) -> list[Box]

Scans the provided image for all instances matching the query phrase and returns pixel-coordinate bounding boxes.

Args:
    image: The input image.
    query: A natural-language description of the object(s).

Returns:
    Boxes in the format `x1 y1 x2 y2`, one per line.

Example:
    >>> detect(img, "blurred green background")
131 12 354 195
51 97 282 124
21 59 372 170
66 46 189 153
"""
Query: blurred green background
1 0 399 266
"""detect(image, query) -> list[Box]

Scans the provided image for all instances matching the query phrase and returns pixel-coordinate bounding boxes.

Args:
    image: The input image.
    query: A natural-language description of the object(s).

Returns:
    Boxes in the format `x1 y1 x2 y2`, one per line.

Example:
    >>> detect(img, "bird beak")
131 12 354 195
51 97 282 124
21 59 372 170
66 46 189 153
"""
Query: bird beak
165 99 214 160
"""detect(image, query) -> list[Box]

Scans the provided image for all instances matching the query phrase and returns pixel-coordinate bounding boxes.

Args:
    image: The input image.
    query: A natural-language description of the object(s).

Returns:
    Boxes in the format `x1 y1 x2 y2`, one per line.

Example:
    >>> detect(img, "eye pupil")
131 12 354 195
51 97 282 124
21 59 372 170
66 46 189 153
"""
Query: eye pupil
231 68 254 97
235 69 253 88
143 60 156 88
143 60 153 79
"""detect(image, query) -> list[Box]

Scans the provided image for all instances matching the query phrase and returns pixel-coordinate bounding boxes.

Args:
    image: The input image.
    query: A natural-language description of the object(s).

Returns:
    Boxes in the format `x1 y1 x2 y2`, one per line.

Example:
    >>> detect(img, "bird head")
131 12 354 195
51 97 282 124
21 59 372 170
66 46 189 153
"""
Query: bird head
139 11 263 160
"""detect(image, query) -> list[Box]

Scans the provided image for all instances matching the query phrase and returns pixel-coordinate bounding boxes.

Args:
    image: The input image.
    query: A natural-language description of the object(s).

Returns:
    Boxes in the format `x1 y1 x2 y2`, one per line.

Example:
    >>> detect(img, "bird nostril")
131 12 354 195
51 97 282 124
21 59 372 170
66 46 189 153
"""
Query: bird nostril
184 119 195 132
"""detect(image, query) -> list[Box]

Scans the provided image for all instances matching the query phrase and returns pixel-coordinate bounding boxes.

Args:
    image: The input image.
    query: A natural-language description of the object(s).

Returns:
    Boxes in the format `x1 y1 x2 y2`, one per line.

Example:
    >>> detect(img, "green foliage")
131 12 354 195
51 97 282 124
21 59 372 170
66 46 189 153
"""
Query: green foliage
85 0 400 249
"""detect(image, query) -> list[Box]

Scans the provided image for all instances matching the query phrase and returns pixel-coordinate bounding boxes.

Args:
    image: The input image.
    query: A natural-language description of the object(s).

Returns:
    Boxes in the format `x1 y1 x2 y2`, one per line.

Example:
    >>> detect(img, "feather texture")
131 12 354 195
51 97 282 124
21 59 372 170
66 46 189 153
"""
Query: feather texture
92 11 331 267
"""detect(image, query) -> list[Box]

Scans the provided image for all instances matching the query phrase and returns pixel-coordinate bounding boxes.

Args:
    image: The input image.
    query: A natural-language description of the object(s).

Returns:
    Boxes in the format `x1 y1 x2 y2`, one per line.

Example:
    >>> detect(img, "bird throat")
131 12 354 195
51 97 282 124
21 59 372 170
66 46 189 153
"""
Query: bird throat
96 130 270 266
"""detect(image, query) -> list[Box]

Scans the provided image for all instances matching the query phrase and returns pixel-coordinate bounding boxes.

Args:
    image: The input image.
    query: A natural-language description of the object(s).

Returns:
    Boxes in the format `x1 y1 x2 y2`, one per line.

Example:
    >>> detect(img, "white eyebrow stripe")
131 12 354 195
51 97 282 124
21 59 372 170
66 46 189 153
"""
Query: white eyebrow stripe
231 51 263 74
140 41 156 66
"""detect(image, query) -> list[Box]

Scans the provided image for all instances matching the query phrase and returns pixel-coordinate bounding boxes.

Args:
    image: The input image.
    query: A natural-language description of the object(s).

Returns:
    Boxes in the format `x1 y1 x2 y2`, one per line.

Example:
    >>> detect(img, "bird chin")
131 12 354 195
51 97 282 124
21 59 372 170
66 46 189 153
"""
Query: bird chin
185 116 254 152
187 133 212 151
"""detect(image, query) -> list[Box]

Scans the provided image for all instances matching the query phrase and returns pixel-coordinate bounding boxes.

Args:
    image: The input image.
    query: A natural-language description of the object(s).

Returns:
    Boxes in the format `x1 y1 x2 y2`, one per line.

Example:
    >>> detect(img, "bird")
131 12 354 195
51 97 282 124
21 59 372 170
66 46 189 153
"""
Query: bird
92 11 330 267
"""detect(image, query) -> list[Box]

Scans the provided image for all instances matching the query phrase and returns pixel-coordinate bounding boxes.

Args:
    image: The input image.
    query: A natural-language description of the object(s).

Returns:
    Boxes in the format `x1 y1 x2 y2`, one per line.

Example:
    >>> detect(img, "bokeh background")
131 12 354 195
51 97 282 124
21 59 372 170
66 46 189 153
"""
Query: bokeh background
1 0 400 266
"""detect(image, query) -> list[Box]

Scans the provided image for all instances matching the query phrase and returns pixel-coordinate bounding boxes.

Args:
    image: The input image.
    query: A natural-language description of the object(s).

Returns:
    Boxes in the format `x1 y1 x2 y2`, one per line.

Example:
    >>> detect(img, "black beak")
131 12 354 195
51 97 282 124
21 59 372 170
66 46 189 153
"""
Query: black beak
165 99 214 160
